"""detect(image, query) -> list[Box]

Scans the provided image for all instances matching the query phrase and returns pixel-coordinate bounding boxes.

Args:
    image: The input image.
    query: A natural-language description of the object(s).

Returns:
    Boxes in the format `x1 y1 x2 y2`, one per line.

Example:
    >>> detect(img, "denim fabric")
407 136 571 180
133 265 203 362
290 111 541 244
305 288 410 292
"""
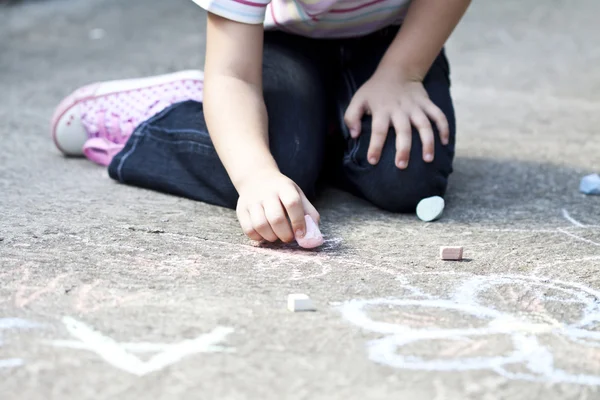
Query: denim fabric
108 26 455 212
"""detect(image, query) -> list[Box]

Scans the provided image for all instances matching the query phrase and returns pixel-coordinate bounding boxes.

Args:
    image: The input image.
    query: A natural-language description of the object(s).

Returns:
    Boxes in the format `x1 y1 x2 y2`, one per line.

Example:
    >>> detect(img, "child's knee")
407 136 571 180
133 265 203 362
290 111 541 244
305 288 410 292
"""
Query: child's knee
278 146 322 199
359 162 449 213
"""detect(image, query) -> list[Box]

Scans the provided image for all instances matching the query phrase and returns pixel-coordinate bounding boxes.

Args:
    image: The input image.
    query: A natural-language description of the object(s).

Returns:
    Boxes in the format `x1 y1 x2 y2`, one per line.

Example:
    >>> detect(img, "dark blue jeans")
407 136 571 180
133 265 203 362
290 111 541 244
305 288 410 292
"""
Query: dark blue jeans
108 27 455 212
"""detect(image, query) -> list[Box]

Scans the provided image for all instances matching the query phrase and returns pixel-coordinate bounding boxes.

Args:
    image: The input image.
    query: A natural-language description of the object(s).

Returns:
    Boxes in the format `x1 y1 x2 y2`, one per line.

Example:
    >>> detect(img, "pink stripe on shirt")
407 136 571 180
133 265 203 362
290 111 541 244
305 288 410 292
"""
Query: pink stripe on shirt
232 0 267 7
329 0 387 13
192 0 410 38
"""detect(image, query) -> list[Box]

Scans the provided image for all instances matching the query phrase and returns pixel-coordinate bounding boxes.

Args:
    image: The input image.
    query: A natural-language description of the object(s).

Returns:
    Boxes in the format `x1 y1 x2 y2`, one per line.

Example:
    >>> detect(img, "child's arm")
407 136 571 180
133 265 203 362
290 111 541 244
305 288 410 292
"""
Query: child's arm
204 14 319 243
204 14 271 190
345 0 471 169
378 0 471 83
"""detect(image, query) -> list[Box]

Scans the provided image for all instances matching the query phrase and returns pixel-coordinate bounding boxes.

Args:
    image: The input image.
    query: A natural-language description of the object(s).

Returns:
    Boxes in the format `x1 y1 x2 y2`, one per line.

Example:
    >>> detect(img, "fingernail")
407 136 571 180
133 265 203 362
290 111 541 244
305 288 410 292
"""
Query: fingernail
295 230 304 238
397 160 407 169
424 153 433 162
369 157 377 165
350 128 358 138
442 137 449 145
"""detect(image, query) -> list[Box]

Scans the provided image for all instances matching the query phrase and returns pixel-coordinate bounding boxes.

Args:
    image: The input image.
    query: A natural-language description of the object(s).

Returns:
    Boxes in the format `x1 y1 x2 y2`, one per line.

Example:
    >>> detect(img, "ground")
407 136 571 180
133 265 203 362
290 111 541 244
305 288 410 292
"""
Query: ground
1 0 600 399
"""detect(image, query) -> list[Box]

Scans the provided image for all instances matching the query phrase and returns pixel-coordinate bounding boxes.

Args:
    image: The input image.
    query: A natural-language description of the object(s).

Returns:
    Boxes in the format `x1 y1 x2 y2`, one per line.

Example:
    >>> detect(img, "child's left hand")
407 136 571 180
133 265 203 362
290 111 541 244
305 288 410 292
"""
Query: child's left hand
344 71 449 169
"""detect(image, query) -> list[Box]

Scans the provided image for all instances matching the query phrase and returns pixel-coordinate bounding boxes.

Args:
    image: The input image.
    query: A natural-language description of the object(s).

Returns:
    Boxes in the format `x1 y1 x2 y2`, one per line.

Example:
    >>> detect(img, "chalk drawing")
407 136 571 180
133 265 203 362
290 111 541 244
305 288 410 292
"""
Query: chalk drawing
73 281 101 312
557 228 600 248
478 208 599 249
562 209 586 227
48 340 233 353
74 281 150 314
0 264 149 312
49 317 234 376
0 318 40 332
125 214 598 285
0 359 23 369
0 318 41 370
125 229 345 282
338 273 600 386
13 265 67 308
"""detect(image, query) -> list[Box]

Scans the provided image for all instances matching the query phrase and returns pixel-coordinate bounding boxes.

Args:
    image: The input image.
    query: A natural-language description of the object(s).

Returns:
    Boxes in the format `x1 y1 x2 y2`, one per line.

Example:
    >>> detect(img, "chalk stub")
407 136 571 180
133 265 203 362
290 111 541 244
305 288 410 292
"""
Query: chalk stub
287 294 316 312
416 196 445 222
580 173 600 195
295 215 324 249
440 246 463 261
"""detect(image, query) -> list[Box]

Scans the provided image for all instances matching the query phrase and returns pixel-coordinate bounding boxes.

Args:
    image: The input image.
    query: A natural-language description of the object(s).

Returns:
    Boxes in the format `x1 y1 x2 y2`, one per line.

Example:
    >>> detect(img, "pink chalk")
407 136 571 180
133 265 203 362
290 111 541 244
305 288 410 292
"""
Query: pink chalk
440 246 463 261
296 215 324 249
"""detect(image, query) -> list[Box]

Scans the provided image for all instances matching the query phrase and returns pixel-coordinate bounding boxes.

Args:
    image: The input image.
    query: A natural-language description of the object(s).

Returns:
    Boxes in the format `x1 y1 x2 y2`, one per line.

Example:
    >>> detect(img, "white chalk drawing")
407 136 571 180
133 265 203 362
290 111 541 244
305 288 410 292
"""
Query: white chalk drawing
48 317 234 376
470 207 599 247
472 209 600 255
561 209 586 228
557 228 600 248
0 359 24 369
339 273 600 386
0 318 41 369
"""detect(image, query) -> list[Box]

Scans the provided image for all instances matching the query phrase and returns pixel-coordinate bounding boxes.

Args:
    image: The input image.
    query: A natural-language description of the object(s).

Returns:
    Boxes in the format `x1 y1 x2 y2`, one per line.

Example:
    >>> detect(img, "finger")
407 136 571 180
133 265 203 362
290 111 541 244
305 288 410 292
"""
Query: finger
391 112 412 169
300 194 320 226
263 197 294 243
237 207 263 241
344 95 366 139
410 110 435 163
423 101 449 145
367 113 390 165
248 204 278 242
279 186 306 239
294 185 321 225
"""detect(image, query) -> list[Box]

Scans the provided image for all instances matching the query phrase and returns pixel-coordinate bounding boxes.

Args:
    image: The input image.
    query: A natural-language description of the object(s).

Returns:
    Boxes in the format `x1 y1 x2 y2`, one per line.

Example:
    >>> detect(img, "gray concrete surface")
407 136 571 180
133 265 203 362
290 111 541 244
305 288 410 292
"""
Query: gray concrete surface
1 0 600 399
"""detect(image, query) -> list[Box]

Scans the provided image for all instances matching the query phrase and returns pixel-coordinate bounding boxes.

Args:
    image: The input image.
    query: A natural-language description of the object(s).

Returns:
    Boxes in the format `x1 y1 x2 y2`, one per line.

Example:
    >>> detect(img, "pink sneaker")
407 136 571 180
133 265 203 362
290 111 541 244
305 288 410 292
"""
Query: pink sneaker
51 70 204 166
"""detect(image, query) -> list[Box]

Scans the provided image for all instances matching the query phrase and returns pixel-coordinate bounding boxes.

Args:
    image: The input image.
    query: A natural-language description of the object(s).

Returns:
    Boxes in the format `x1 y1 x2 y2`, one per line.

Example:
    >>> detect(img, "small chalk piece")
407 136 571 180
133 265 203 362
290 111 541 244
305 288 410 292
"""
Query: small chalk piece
440 246 463 261
295 215 324 249
580 173 600 195
416 196 445 222
287 294 316 312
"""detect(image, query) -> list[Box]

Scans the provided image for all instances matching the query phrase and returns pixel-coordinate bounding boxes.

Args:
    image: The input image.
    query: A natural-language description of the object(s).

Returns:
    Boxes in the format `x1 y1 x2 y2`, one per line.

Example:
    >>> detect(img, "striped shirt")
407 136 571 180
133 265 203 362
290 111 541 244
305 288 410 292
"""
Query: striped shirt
191 0 411 38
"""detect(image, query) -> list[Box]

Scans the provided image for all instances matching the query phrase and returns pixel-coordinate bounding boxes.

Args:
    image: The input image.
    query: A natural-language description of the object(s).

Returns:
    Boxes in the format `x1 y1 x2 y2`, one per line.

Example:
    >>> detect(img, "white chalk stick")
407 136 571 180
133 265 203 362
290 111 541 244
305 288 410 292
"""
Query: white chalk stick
287 294 316 312
416 196 445 222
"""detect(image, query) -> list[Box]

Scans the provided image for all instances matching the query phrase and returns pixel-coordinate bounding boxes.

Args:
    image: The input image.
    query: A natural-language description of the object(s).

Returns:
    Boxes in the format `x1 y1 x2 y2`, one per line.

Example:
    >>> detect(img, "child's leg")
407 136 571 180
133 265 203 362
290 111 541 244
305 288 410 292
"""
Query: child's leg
108 32 333 209
334 27 456 213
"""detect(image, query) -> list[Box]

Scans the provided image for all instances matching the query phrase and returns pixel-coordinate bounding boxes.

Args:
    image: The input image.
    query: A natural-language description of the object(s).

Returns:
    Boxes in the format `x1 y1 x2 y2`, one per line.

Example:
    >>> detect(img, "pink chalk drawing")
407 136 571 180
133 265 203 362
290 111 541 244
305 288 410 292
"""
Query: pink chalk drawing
1 264 149 313
119 228 346 281
13 266 67 308
74 281 150 314
339 273 600 386
158 230 345 281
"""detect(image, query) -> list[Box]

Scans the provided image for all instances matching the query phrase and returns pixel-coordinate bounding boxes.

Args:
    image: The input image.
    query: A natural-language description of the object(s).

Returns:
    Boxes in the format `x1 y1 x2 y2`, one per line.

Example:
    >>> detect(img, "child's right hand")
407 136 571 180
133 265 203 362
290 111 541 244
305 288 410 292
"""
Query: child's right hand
236 169 320 243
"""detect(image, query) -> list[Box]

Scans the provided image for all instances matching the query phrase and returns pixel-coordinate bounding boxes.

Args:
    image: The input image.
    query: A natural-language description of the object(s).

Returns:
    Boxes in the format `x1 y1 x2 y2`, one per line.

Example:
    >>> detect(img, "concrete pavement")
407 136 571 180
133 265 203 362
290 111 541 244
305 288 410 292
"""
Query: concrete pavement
1 0 599 398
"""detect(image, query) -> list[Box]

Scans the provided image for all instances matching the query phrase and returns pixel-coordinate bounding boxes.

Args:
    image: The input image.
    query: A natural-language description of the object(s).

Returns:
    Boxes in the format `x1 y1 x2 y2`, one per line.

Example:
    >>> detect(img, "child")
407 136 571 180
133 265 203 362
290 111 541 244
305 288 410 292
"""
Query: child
51 0 471 245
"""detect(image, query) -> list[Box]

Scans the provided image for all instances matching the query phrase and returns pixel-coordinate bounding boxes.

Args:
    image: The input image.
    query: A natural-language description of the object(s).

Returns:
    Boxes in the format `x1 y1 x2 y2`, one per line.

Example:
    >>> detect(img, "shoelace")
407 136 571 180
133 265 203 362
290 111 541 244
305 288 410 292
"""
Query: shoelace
81 109 135 166
94 110 136 144
82 109 133 166
83 99 172 166
83 137 125 167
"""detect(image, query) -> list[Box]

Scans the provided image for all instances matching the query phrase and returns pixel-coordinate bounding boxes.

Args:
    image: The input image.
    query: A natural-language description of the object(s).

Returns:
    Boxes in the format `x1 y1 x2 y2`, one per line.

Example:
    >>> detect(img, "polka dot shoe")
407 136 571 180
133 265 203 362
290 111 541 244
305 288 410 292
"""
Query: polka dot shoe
51 70 204 166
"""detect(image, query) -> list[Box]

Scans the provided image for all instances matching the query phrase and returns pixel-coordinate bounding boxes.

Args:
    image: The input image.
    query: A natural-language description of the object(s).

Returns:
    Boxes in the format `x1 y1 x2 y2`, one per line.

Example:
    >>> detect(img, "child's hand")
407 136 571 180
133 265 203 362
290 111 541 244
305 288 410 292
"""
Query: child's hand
344 71 449 169
236 169 320 243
